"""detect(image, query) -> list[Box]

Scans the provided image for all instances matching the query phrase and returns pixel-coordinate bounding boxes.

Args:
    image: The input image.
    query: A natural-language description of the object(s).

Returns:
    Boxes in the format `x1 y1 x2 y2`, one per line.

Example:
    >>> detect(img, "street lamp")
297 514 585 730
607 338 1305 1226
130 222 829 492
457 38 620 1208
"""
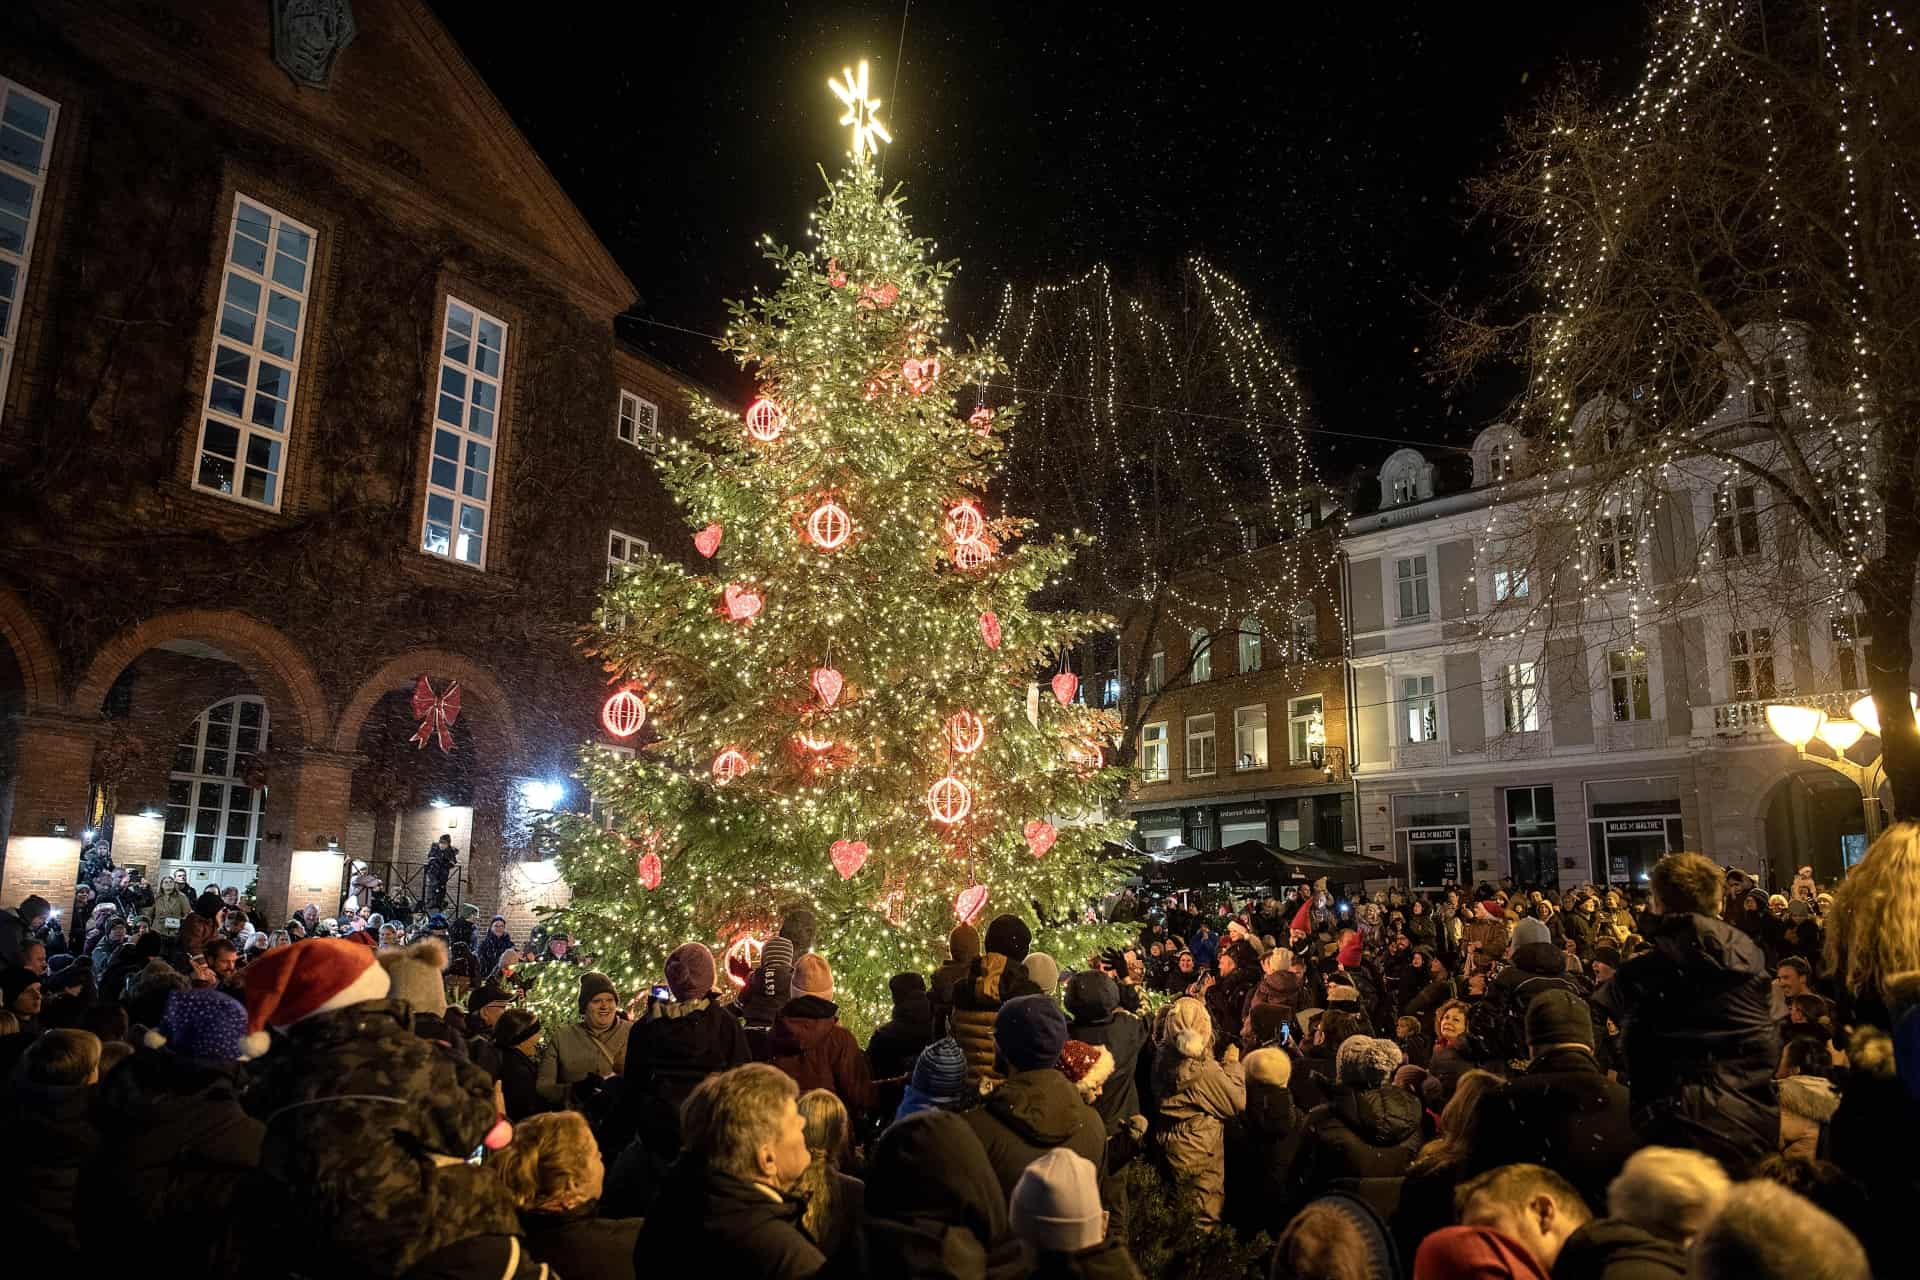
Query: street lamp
1766 692 1915 842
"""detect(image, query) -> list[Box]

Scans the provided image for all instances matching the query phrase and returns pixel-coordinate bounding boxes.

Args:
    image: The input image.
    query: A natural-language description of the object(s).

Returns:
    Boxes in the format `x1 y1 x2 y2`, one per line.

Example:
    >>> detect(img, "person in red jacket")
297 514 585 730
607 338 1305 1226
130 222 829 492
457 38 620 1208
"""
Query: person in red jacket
767 954 875 1121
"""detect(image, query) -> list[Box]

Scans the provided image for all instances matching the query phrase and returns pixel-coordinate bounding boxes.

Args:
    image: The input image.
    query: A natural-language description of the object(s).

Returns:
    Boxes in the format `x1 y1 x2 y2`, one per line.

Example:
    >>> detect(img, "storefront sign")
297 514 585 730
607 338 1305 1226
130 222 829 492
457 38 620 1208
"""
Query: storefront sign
1609 855 1631 881
1407 827 1459 842
1217 803 1268 822
1603 818 1667 835
1134 810 1184 832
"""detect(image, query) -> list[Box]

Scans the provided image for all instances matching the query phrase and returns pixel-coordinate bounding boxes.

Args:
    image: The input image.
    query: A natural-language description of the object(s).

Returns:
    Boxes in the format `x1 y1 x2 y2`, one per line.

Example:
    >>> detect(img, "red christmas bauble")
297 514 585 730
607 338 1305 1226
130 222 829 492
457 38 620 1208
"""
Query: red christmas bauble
601 687 647 739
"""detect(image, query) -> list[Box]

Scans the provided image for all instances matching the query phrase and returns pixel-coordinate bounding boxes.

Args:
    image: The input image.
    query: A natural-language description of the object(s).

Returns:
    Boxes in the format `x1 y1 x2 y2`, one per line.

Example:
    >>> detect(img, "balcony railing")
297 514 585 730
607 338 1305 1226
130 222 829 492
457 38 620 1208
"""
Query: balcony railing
1693 688 1867 741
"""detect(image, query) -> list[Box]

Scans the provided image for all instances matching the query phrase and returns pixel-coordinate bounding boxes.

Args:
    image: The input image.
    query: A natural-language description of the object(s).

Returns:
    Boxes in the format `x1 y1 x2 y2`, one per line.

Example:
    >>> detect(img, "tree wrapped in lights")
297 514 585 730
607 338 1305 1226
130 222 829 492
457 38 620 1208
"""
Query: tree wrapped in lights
537 149 1132 1035
1441 0 1920 816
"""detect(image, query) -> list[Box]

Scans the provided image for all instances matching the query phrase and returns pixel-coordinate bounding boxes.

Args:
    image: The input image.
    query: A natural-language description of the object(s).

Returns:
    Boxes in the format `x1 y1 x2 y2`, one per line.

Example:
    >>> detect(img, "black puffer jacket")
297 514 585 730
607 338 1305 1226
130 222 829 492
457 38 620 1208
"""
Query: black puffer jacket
1551 1217 1687 1280
1593 912 1778 1172
1495 1047 1635 1211
84 1048 264 1256
1474 941 1589 1064
1225 1075 1305 1236
1291 1080 1424 1200
864 1109 1029 1280
633 1154 823 1279
623 998 752 1152
0 1076 97 1257
244 999 518 1278
519 1202 642 1280
962 1067 1109 1197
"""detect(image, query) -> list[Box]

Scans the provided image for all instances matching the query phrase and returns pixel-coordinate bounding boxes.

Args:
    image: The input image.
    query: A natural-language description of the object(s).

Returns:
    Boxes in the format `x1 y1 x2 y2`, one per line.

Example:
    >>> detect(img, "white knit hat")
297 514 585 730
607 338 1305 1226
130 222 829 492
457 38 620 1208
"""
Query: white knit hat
1335 1034 1404 1087
1010 1147 1104 1253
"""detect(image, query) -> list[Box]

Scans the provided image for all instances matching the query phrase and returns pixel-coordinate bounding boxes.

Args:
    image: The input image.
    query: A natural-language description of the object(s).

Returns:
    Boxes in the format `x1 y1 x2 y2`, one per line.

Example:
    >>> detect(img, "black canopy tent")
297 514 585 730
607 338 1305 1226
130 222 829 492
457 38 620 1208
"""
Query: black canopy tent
1147 839 1405 888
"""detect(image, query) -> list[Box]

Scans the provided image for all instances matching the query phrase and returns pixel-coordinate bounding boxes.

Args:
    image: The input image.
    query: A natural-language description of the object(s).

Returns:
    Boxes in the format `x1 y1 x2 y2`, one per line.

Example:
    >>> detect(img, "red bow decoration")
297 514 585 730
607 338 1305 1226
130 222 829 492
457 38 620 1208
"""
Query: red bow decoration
410 677 461 752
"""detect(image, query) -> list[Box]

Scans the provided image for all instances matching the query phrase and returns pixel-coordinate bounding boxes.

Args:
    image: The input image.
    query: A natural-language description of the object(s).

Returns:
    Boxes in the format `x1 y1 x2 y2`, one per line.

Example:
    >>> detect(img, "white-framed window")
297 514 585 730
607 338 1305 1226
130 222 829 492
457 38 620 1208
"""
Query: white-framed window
0 77 58 423
1145 650 1165 695
1238 617 1263 673
1728 627 1776 701
1185 714 1217 778
422 296 508 568
1596 509 1636 584
1289 602 1317 659
1403 674 1439 743
1189 629 1212 683
1714 485 1761 559
1831 607 1870 689
1396 555 1430 619
1502 660 1541 733
1288 695 1325 765
617 389 660 449
1608 647 1652 722
607 529 649 581
163 696 268 869
1140 722 1169 782
1235 704 1269 770
194 196 316 509
1492 567 1530 603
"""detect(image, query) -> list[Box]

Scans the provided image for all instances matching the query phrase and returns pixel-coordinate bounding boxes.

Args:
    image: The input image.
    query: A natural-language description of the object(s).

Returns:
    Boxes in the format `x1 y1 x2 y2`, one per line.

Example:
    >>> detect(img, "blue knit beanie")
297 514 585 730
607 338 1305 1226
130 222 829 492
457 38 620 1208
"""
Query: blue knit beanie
995 994 1070 1072
145 988 260 1061
911 1036 967 1099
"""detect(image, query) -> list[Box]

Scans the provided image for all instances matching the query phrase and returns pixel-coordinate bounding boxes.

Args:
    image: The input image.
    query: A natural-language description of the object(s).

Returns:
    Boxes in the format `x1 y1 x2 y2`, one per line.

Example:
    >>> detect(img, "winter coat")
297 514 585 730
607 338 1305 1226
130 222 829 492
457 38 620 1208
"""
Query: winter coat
496 1045 549 1122
633 1155 824 1279
1151 1043 1246 1229
1205 968 1260 1054
1497 1047 1636 1211
1225 1076 1305 1235
1069 1008 1150 1135
1550 1218 1687 1280
474 930 516 982
1029 1238 1149 1280
1475 941 1590 1064
1401 975 1460 1030
244 998 518 1277
406 1235 555 1280
768 994 877 1116
1593 912 1779 1171
740 955 794 1030
864 1110 1029 1280
537 1016 634 1103
84 1048 263 1256
518 1203 642 1280
1242 969 1304 1045
1562 909 1596 956
1291 1080 1424 1201
0 1075 97 1257
150 884 194 933
929 955 974 1037
867 1004 936 1083
950 953 1042 1085
624 996 752 1152
963 1067 1110 1198
0 905 35 967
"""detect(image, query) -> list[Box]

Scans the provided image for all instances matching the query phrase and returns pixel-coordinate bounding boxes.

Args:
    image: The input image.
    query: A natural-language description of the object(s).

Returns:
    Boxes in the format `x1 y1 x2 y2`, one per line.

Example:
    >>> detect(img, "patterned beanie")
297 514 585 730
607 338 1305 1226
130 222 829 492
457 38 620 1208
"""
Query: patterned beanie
146 988 263 1061
911 1037 968 1101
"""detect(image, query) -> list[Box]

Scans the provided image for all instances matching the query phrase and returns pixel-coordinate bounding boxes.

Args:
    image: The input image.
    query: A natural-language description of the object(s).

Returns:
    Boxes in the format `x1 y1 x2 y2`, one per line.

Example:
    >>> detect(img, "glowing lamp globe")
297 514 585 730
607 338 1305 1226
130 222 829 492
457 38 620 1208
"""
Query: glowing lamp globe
712 748 751 785
807 500 852 551
744 396 787 442
946 709 985 754
1849 691 1918 738
1764 704 1824 750
600 687 647 739
926 775 973 825
1817 717 1865 753
946 500 985 543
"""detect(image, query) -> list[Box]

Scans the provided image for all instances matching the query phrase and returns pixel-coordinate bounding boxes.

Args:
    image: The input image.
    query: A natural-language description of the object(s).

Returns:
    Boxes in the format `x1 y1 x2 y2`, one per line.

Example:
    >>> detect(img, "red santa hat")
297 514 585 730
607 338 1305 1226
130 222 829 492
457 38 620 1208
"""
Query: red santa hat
241 937 391 1054
1289 900 1312 936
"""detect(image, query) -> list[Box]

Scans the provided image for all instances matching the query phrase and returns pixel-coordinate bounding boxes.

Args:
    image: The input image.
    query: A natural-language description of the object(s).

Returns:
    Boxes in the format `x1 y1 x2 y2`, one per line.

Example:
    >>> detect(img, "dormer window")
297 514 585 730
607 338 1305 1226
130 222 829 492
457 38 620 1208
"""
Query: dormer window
1379 448 1432 508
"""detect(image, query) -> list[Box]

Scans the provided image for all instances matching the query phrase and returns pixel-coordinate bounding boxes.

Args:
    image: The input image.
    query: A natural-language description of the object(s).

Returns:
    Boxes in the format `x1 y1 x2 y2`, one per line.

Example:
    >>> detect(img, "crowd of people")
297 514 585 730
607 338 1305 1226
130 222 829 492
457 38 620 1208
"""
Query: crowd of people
1 826 1916 1279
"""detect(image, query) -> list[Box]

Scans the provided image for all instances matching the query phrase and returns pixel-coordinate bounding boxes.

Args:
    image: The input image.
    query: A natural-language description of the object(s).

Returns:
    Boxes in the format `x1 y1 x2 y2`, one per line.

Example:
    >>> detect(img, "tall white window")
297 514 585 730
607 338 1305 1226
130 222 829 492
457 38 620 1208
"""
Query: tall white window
1189 629 1212 683
1492 567 1530 603
617 389 659 449
1288 695 1325 765
1502 660 1541 732
1145 650 1165 695
1403 674 1438 742
1140 722 1169 782
1290 602 1317 659
1238 617 1263 673
1714 485 1761 559
1235 705 1269 770
195 196 315 509
1597 510 1636 583
1608 647 1652 722
1396 556 1430 619
1728 627 1776 701
164 696 268 870
423 297 508 568
607 529 649 581
1185 714 1217 778
0 77 57 421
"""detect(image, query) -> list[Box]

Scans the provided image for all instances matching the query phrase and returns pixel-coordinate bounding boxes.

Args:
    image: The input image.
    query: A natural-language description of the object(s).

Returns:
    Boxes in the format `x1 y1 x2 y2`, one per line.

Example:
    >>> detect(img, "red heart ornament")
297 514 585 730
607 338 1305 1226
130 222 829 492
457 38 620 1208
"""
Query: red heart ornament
954 883 990 925
693 524 723 558
723 583 762 622
1051 673 1080 707
636 852 662 891
811 666 845 708
979 612 1002 649
1025 821 1058 858
830 840 868 880
902 357 941 395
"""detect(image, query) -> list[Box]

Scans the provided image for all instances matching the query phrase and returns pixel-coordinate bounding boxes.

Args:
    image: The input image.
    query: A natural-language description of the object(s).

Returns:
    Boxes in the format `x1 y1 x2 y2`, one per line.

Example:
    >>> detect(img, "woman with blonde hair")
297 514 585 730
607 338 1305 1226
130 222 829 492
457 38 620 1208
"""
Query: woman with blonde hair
490 1110 639 1280
792 1087 863 1264
1152 995 1245 1229
1825 821 1920 1028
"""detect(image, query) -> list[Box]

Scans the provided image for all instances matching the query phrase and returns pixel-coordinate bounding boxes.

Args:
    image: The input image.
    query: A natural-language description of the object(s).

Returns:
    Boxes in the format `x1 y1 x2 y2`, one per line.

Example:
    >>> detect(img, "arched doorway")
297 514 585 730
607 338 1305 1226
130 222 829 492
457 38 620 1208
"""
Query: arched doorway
1760 766 1869 890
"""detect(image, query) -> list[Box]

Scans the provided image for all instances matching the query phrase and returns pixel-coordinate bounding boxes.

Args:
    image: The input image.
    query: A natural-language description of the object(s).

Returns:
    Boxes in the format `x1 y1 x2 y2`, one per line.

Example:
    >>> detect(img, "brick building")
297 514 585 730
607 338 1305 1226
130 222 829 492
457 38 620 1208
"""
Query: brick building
0 0 707 927
1117 521 1357 857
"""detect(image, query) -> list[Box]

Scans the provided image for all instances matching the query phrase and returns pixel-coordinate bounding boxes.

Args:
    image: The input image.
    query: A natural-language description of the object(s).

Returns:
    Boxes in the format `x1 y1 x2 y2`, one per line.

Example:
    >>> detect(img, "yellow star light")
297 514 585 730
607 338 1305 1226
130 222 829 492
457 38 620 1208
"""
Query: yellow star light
829 59 892 160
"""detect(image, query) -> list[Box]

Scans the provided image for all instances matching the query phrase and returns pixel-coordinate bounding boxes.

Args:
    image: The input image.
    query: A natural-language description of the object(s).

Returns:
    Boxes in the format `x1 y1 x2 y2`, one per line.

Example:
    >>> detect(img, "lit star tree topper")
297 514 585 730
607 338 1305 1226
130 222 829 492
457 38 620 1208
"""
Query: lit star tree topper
829 59 892 161
534 65 1133 1037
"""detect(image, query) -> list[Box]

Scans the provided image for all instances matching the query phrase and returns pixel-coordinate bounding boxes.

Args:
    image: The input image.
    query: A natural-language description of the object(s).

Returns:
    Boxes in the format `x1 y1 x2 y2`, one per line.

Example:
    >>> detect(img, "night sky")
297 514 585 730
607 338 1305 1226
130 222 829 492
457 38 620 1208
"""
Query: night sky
431 1 1647 471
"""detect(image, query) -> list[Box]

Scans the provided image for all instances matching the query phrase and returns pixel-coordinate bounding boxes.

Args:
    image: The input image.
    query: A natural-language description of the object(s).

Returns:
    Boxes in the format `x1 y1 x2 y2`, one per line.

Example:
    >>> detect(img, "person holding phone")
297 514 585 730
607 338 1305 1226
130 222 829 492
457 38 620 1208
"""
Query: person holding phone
624 942 752 1157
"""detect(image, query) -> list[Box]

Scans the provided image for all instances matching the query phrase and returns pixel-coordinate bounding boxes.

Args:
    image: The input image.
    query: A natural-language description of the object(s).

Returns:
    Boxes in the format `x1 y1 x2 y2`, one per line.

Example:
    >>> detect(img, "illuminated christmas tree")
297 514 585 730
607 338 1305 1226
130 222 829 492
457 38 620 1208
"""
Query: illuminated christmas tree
538 63 1132 1034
